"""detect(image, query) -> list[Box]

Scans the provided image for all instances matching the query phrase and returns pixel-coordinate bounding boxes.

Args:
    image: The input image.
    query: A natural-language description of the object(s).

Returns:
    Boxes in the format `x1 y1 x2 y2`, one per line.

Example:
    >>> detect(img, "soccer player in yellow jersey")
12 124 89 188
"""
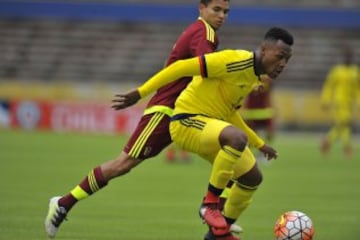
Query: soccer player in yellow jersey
113 27 294 240
320 46 359 158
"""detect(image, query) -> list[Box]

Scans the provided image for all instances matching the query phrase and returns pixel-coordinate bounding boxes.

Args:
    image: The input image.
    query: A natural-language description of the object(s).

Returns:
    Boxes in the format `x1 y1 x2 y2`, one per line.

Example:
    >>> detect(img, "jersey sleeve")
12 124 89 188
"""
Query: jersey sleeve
229 111 265 148
198 50 236 79
138 57 201 97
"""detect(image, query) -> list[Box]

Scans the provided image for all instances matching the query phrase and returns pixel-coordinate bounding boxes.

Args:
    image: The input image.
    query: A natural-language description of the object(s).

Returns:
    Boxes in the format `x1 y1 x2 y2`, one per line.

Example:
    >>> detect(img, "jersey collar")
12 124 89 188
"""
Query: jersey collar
198 17 216 31
252 51 261 80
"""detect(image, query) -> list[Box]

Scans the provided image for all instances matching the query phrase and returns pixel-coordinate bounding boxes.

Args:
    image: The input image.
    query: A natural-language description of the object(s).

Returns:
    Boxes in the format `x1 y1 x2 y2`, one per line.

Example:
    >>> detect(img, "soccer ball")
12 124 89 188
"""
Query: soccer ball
274 210 315 240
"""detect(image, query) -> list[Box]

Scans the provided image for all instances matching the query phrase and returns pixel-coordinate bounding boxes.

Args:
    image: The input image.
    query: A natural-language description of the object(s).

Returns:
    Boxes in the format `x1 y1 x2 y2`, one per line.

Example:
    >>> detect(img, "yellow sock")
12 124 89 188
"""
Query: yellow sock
220 187 231 199
209 145 242 189
70 186 89 200
223 183 257 220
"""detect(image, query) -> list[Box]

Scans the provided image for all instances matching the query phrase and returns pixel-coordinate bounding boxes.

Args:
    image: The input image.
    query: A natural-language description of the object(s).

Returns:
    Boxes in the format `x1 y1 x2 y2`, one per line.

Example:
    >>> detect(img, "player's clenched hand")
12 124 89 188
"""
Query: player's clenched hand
111 89 141 110
259 144 278 160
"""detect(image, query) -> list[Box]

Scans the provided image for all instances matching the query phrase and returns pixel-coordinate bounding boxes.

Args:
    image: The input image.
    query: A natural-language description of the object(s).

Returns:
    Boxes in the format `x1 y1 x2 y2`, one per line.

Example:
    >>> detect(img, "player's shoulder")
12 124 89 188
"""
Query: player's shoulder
328 64 345 77
217 49 253 60
204 49 253 67
235 49 254 57
186 18 216 43
333 64 348 71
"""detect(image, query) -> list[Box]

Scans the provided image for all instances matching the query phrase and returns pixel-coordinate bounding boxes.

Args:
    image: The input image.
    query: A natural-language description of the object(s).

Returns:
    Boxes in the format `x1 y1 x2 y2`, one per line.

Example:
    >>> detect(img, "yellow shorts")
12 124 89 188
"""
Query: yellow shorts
170 114 256 178
333 103 351 124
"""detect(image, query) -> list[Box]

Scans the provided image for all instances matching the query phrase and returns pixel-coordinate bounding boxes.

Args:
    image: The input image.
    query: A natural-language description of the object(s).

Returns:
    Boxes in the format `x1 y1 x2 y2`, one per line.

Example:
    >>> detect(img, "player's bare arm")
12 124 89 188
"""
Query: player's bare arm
112 89 141 110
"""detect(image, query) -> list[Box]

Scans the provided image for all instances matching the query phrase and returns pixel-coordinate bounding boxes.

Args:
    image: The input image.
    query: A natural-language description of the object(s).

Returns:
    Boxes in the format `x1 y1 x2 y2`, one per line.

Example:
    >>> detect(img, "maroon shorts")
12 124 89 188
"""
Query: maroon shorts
123 112 172 160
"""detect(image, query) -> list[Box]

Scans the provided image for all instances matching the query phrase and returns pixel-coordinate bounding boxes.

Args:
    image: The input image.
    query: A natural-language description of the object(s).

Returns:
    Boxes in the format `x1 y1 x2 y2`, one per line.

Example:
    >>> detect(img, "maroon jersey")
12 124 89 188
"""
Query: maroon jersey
244 77 272 109
124 18 219 159
146 18 219 109
244 89 271 109
242 76 274 130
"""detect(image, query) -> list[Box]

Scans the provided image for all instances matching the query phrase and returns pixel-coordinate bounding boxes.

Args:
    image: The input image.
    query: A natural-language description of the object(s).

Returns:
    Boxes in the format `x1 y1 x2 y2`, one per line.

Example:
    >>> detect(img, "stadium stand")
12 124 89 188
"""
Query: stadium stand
1 19 359 89
0 1 359 89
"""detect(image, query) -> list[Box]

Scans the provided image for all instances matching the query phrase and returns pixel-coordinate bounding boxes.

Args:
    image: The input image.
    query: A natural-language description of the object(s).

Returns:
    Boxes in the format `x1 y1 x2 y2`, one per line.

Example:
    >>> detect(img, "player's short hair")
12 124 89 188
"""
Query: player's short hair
264 27 294 46
201 0 230 6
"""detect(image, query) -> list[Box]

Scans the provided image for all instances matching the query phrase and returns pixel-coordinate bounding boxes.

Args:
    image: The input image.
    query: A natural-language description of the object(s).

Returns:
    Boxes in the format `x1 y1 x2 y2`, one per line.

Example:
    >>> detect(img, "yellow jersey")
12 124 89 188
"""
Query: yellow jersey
137 49 264 147
174 49 262 121
321 64 359 106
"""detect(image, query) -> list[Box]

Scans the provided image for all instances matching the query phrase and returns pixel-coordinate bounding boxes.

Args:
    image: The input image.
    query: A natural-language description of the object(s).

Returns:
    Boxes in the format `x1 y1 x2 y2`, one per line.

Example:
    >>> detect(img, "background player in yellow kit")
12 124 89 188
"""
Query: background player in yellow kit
112 27 294 240
320 45 359 158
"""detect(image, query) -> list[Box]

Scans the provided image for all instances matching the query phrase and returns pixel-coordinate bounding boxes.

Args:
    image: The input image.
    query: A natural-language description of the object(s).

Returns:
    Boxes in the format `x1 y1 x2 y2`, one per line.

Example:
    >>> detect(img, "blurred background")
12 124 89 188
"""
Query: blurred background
1 1 360 240
0 0 359 134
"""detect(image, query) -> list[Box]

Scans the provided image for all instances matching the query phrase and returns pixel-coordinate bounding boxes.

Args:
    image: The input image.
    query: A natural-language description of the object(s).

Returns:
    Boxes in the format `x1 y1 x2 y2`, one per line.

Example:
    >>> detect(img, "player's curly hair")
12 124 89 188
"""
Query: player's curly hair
265 27 294 46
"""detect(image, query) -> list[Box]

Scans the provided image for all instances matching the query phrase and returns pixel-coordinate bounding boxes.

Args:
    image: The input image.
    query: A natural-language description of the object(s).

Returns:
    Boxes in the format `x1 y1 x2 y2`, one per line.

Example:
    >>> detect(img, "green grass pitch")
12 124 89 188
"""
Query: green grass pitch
0 129 359 240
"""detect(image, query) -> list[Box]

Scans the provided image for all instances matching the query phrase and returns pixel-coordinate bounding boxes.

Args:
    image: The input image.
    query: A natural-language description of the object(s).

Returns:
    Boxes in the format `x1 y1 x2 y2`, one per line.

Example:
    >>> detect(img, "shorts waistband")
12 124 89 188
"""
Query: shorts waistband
143 105 173 117
171 113 198 121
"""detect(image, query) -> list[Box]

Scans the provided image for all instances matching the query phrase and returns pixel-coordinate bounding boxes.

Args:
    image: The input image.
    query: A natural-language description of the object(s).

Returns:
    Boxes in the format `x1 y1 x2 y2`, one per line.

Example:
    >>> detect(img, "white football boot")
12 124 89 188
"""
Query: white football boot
44 196 67 238
230 223 243 234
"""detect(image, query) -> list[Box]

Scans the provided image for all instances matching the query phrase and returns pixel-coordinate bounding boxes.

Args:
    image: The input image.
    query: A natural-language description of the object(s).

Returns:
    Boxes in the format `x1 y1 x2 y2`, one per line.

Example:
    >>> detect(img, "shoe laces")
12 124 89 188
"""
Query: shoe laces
51 206 68 227
203 203 222 218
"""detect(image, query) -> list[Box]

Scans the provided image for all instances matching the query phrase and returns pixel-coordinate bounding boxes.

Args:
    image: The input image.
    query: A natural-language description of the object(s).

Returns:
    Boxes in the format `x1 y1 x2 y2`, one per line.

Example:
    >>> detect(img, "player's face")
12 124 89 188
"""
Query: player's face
261 40 292 79
199 0 230 30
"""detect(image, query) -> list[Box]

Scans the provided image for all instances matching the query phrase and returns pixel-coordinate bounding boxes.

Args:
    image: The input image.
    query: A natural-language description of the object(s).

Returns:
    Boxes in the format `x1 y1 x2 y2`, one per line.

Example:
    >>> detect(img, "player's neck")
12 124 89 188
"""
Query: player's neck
253 50 262 76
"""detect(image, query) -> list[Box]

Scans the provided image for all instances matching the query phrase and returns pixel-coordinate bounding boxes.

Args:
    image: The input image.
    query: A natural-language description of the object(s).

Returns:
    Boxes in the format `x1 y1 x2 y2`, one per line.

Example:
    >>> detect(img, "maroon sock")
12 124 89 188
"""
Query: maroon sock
59 166 108 212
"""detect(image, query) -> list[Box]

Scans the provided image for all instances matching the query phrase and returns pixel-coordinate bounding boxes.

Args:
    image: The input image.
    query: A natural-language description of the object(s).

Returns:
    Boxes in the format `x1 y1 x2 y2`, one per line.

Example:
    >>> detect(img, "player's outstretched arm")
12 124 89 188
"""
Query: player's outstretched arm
112 57 201 111
230 111 264 148
230 111 277 161
138 57 200 97
112 89 141 110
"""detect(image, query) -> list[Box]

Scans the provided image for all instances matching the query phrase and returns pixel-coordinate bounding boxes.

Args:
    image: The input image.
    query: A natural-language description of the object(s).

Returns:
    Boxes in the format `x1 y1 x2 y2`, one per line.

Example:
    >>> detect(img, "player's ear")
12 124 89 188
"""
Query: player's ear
260 42 267 56
199 2 206 12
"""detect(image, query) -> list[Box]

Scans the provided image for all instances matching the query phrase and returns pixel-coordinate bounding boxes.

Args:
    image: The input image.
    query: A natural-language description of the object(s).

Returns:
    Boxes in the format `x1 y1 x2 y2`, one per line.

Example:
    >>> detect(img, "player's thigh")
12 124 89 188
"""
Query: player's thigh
124 112 172 159
170 115 230 163
233 146 256 179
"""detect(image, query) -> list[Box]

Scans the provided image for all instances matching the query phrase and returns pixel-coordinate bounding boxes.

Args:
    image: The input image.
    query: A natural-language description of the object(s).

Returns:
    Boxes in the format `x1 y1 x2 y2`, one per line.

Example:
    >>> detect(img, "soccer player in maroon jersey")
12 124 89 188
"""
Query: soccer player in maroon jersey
45 0 231 238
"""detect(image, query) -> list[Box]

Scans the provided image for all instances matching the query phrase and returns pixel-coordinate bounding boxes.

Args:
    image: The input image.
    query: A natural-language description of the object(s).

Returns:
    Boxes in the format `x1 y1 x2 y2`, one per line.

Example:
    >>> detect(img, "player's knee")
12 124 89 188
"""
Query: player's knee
220 126 247 151
229 131 247 151
252 171 263 187
236 166 263 188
